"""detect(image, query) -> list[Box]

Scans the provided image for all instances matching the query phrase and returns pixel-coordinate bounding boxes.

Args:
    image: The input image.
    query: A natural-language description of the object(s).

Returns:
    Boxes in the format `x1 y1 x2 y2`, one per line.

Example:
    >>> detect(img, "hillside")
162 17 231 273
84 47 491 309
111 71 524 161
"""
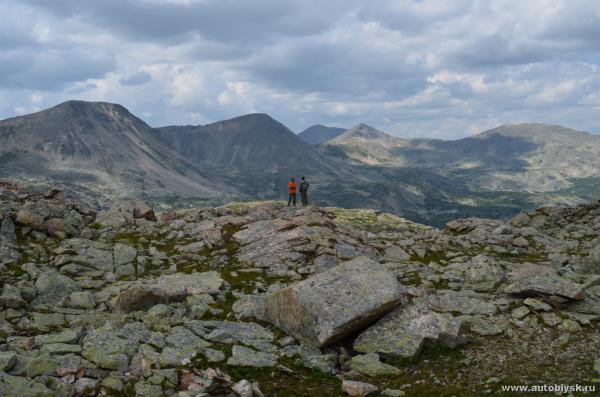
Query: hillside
156 114 438 215
0 101 228 201
320 122 600 193
298 124 346 145
320 123 411 166
1 182 599 395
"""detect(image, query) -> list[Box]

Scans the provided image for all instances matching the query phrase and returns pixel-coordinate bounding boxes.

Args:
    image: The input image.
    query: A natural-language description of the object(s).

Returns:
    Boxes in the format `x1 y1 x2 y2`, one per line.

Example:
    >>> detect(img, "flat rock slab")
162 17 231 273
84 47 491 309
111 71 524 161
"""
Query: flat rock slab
115 272 227 312
154 272 227 301
349 353 401 376
226 345 277 367
257 256 405 347
425 290 497 315
504 275 585 300
354 300 465 360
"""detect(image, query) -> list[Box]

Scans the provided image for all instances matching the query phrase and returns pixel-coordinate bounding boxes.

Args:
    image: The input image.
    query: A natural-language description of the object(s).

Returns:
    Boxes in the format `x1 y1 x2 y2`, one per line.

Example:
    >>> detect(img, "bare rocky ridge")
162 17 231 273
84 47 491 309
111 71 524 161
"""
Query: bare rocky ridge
0 101 229 201
1 180 600 396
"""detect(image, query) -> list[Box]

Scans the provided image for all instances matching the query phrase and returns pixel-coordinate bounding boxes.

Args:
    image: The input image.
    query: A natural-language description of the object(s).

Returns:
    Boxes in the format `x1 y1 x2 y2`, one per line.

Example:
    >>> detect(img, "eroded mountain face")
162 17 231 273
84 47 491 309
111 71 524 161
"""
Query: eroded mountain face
0 101 227 201
1 180 599 396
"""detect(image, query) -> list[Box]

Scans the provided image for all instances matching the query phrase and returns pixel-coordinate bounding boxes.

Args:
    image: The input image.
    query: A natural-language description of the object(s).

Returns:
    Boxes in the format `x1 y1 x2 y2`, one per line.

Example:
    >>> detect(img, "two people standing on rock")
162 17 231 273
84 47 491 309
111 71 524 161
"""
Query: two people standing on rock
288 176 310 207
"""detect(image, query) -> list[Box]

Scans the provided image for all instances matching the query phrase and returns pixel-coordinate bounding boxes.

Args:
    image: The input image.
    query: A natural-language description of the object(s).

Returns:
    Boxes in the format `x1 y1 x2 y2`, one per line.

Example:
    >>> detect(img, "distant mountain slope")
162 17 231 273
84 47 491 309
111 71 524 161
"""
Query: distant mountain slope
298 124 345 145
157 114 359 200
320 122 600 193
0 101 227 199
321 123 412 166
156 115 446 214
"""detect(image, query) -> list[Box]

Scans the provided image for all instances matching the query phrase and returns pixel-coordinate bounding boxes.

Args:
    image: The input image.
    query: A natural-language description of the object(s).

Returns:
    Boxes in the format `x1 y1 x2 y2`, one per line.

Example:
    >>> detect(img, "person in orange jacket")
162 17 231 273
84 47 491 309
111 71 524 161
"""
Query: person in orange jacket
287 177 297 206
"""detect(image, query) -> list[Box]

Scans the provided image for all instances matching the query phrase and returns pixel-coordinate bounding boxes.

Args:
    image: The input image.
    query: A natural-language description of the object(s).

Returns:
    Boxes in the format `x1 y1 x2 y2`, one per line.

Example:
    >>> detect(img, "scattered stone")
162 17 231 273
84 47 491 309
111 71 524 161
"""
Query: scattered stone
0 372 53 397
133 201 157 221
0 283 26 308
154 271 227 301
16 209 45 230
504 275 585 300
342 380 378 397
383 245 411 261
0 216 20 266
426 290 497 315
541 312 562 327
226 345 277 367
559 319 582 333
349 353 401 376
74 377 99 395
231 379 253 397
0 351 17 371
381 389 405 397
33 271 80 306
523 298 552 312
511 306 531 319
113 243 137 266
116 285 168 312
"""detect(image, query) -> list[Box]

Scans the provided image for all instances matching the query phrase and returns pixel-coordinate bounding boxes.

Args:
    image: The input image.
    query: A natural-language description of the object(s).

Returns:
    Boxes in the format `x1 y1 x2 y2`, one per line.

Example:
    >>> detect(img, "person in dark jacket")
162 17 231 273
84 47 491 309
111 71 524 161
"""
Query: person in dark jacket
299 176 310 206
287 177 297 206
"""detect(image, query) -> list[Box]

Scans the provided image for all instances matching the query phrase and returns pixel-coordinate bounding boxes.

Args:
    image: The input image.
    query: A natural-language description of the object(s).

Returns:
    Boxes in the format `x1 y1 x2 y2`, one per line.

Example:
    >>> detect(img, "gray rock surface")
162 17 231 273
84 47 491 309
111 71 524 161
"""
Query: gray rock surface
258 256 405 346
354 301 465 360
0 215 19 266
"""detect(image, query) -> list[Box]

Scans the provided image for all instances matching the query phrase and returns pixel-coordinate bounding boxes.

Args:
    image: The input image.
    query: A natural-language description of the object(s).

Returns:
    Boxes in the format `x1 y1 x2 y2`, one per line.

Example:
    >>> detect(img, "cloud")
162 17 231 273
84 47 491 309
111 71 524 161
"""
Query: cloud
120 71 152 86
1 0 600 138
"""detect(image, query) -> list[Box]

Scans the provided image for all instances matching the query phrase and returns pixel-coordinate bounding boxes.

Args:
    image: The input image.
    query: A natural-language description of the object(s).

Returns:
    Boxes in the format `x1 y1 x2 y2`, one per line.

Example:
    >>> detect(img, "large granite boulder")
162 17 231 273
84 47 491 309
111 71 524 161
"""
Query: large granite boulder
257 256 405 347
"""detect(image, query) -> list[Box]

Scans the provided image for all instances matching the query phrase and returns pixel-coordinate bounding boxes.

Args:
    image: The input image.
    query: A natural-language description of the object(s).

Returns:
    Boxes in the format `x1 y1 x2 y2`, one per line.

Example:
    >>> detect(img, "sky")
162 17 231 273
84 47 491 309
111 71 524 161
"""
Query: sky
2 0 600 139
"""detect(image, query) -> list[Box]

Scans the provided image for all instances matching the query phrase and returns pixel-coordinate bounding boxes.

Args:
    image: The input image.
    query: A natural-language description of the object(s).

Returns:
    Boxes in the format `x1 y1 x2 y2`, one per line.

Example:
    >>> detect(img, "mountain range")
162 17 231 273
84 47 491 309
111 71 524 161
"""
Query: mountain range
321 122 600 193
1 100 597 225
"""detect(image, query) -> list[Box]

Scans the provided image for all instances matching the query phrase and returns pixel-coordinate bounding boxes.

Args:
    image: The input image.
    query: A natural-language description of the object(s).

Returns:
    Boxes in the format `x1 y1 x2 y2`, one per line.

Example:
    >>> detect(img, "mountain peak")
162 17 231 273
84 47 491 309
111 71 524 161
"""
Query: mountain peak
50 100 132 118
333 123 396 141
229 113 277 123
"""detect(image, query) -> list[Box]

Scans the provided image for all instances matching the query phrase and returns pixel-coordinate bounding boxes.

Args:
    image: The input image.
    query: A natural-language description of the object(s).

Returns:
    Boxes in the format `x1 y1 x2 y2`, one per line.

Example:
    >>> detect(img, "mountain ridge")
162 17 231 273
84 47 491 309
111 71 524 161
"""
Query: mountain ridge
2 100 598 226
298 124 346 145
0 100 229 200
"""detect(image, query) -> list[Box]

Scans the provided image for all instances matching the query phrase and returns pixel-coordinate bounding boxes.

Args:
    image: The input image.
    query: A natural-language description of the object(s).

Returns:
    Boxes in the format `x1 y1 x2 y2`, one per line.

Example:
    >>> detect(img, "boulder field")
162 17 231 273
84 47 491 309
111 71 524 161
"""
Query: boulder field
1 181 600 396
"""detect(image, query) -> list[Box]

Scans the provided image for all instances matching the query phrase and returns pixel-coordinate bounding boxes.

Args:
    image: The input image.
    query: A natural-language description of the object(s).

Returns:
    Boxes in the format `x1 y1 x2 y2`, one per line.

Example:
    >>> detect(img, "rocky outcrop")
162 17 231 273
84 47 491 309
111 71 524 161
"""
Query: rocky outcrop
257 256 405 346
3 185 600 396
